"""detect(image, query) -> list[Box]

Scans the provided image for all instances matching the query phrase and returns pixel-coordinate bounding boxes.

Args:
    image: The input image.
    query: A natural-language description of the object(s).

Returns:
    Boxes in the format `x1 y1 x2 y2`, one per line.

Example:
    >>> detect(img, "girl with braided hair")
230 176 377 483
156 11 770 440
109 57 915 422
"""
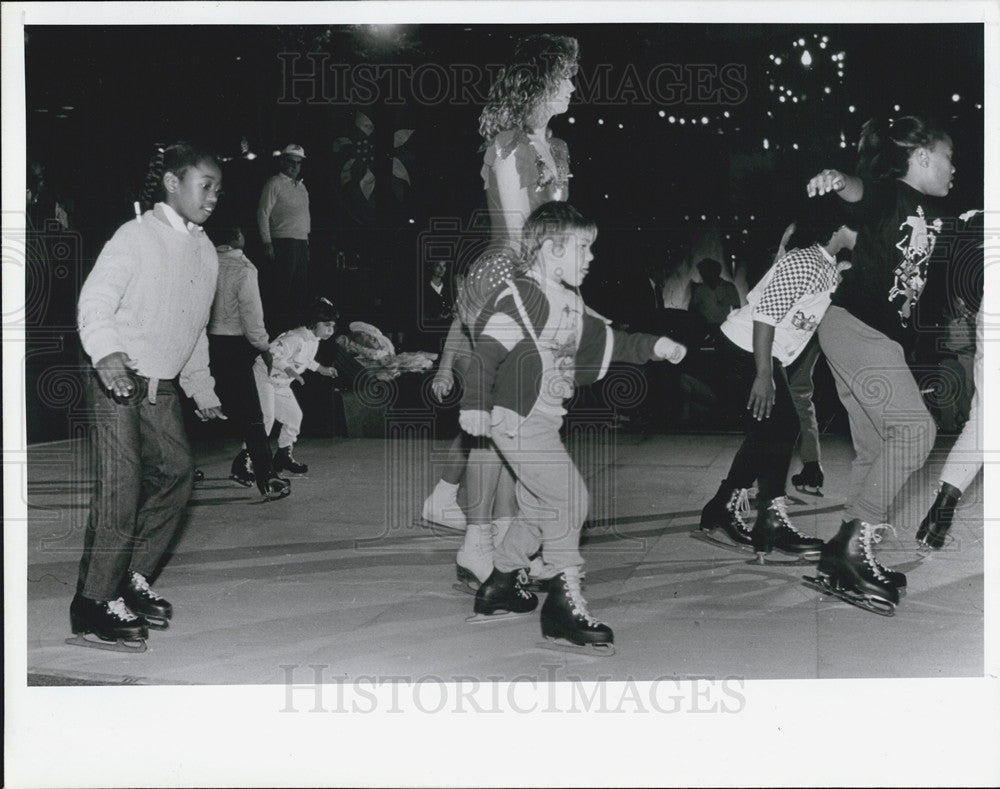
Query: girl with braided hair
70 142 225 651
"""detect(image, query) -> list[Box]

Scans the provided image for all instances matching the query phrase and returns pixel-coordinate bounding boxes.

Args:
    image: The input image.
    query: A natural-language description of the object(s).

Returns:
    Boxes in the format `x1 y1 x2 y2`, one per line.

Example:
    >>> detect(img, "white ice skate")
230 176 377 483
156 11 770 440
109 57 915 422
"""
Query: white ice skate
420 480 467 532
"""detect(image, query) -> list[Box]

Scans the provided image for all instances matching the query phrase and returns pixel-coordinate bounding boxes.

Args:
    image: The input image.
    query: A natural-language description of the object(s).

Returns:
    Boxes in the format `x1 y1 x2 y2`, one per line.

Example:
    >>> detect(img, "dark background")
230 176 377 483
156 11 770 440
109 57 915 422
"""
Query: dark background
22 23 985 441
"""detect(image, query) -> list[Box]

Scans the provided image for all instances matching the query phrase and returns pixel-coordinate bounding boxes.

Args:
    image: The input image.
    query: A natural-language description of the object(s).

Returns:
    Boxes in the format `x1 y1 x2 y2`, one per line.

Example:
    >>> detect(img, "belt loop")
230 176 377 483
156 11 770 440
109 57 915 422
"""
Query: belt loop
148 377 159 404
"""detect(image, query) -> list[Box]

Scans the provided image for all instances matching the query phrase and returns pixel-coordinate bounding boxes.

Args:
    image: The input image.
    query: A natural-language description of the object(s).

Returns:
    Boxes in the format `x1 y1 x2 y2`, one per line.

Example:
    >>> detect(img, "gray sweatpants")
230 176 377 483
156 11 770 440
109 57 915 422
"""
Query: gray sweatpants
817 306 936 524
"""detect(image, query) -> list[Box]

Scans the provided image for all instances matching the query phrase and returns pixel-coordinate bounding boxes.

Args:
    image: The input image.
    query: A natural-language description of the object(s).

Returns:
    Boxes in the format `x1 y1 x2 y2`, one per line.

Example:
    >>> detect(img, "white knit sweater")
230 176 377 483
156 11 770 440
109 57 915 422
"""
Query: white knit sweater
78 204 220 408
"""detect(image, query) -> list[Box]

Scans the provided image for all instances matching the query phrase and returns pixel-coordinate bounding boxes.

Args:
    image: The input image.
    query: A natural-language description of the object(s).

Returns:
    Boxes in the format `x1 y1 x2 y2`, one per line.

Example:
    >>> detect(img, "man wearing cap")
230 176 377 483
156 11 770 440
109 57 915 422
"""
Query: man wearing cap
258 143 311 332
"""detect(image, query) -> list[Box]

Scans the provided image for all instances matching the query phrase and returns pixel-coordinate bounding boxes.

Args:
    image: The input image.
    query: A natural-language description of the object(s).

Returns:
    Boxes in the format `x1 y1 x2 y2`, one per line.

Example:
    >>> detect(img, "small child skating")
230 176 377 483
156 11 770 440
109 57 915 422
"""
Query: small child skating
695 204 857 562
207 226 289 500
71 142 226 651
252 298 339 474
460 202 686 654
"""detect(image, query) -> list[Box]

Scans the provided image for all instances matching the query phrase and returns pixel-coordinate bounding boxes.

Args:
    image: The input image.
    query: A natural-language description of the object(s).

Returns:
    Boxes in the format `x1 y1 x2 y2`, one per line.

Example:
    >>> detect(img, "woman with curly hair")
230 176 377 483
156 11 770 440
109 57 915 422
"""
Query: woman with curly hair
477 33 578 243
423 35 579 595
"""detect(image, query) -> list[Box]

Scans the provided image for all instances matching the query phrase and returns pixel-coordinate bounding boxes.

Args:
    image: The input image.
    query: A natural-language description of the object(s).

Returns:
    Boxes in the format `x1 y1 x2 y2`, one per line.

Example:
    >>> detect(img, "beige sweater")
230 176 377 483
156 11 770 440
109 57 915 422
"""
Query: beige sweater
78 204 220 409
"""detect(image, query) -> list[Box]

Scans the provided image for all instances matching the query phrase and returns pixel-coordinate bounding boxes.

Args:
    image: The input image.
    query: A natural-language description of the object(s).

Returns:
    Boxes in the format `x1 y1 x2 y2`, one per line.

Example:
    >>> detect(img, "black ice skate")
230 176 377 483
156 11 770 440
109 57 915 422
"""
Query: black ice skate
538 569 615 656
193 468 205 483
866 523 907 594
467 568 538 622
262 476 291 501
916 482 962 551
120 571 173 629
791 461 824 496
273 446 308 474
692 485 755 554
750 497 823 564
66 594 148 652
802 519 900 617
230 449 256 487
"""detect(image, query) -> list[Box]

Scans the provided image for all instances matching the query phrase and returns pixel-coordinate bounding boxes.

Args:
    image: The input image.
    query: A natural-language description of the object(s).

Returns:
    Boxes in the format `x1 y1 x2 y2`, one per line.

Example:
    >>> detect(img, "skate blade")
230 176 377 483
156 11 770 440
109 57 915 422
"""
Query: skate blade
452 581 479 597
793 484 823 497
419 509 468 531
229 476 256 488
801 576 895 617
748 550 820 566
537 637 615 657
915 534 952 555
690 530 755 555
65 633 148 653
465 610 534 624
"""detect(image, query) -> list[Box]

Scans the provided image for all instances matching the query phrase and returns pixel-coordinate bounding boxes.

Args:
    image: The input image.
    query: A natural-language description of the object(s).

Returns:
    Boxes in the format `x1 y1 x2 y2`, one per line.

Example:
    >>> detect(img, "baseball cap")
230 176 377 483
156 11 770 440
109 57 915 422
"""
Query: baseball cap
281 144 306 160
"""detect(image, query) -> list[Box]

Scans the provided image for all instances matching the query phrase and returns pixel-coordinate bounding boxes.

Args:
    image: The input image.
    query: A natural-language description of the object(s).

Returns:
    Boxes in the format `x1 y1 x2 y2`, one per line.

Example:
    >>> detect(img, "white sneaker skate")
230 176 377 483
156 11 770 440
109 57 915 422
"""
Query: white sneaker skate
454 523 495 595
421 481 467 531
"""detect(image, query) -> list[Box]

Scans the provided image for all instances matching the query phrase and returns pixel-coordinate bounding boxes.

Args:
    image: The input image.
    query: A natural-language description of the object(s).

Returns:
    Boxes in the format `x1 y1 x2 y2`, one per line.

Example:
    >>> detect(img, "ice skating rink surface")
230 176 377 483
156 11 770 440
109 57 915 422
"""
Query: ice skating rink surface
20 429 986 686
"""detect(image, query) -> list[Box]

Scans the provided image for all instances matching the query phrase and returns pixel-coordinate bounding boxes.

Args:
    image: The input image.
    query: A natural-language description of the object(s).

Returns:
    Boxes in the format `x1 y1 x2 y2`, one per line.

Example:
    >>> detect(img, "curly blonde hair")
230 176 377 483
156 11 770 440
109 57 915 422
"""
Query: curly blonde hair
478 34 579 141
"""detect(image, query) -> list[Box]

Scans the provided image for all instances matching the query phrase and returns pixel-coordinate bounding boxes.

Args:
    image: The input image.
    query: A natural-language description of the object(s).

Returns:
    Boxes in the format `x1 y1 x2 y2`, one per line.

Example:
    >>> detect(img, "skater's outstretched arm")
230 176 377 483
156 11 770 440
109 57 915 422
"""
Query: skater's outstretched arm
807 168 863 201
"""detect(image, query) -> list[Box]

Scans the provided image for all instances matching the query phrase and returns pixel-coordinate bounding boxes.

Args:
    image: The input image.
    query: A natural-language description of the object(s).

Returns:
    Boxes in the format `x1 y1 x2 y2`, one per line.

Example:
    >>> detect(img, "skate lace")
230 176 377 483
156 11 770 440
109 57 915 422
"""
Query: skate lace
563 572 601 626
869 523 897 545
866 522 900 575
514 569 534 600
859 523 888 581
130 572 163 600
769 497 807 536
730 488 752 532
107 597 141 622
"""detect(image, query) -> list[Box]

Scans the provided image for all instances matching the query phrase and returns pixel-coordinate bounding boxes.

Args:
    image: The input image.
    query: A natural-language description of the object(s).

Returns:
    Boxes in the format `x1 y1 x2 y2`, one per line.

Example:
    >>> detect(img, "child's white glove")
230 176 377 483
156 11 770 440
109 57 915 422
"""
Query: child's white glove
459 409 491 437
654 336 687 364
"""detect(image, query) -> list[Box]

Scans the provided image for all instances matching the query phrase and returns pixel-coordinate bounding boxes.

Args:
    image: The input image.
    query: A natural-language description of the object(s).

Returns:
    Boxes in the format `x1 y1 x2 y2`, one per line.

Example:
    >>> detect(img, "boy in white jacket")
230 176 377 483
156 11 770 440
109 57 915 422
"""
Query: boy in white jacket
253 297 339 474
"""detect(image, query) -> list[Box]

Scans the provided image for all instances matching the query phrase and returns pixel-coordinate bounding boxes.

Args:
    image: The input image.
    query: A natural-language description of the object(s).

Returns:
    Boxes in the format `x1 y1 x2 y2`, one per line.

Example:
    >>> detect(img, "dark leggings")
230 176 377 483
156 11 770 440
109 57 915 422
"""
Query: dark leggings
718 334 800 501
209 334 275 493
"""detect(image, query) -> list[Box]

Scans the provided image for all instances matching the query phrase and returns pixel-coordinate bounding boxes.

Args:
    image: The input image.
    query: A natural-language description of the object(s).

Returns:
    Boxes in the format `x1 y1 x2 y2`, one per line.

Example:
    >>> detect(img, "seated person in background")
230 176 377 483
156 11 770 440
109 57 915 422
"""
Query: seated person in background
688 257 741 345
420 260 456 353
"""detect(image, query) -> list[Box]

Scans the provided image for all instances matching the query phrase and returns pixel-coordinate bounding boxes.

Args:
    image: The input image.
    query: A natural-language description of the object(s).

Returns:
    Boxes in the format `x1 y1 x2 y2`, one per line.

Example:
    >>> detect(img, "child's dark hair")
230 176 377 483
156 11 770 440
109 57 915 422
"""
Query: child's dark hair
856 115 950 181
696 257 723 279
210 225 244 249
521 201 597 264
306 296 340 328
787 198 859 250
138 142 220 211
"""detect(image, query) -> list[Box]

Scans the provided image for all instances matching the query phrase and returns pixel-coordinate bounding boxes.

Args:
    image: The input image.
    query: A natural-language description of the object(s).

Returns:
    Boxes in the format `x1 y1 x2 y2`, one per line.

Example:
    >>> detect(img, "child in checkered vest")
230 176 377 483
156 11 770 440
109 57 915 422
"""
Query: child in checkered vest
697 201 858 560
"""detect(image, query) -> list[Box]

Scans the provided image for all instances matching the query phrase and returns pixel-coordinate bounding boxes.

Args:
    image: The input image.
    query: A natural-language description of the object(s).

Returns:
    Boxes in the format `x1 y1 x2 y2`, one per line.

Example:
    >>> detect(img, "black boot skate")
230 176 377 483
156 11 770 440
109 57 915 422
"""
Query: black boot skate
867 523 907 594
274 446 308 474
916 482 962 551
262 476 291 501
193 468 205 483
750 497 823 564
791 461 824 496
693 484 754 553
229 449 256 487
119 571 173 629
66 594 149 652
802 519 899 616
539 569 614 656
467 568 538 622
